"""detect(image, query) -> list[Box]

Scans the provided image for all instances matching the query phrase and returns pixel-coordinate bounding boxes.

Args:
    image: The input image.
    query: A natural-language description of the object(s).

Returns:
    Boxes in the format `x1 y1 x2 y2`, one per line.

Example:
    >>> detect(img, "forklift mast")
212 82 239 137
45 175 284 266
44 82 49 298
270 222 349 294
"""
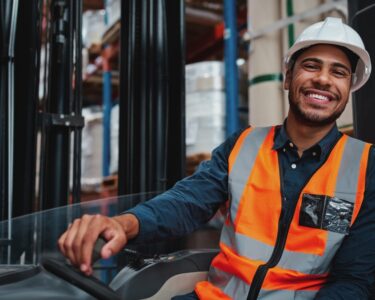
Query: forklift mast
349 1 375 143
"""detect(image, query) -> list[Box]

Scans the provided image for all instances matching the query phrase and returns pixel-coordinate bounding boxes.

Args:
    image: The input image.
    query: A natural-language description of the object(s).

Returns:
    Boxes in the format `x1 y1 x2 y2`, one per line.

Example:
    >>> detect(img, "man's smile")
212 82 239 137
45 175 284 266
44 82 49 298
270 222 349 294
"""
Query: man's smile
301 88 339 106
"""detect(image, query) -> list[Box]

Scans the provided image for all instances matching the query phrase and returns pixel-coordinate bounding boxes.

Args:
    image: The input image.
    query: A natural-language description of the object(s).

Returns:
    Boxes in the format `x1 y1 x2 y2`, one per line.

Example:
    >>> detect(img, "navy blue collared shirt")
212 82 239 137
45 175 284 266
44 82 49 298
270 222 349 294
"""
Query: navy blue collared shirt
127 123 375 299
273 123 342 224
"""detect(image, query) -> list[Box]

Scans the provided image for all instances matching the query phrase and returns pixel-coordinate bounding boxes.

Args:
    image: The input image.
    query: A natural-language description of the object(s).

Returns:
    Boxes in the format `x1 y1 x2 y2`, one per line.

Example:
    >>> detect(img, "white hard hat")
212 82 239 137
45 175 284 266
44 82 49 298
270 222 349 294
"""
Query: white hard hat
284 17 371 92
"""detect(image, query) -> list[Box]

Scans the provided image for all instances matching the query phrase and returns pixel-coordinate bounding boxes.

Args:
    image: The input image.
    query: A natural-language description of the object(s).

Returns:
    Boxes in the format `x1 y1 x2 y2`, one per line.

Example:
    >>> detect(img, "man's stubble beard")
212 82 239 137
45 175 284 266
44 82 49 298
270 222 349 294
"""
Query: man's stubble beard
288 90 347 127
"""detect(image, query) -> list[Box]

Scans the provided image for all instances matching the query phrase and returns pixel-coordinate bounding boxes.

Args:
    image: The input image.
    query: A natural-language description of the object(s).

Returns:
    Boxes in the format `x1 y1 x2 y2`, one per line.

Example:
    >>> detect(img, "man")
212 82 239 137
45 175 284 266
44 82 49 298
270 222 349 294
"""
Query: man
59 17 375 299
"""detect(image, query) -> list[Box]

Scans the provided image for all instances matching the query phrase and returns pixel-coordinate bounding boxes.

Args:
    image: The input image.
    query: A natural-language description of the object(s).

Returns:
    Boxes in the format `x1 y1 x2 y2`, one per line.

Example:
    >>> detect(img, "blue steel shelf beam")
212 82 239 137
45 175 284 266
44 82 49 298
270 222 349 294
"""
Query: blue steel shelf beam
102 0 112 177
224 0 239 136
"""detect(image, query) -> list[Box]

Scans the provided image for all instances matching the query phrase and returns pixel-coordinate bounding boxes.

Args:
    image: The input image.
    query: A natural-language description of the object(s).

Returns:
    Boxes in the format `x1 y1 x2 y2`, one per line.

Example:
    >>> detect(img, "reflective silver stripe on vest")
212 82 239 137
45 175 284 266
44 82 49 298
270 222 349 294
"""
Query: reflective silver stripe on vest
209 264 318 300
229 127 271 223
221 222 274 262
208 265 250 300
258 288 318 300
220 221 332 274
335 136 365 202
323 136 367 269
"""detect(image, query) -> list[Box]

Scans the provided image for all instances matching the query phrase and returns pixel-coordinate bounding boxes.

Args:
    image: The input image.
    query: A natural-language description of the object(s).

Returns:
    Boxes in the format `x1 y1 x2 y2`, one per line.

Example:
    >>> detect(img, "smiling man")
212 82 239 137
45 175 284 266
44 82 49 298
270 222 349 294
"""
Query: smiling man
283 44 354 156
59 17 375 299
286 45 351 124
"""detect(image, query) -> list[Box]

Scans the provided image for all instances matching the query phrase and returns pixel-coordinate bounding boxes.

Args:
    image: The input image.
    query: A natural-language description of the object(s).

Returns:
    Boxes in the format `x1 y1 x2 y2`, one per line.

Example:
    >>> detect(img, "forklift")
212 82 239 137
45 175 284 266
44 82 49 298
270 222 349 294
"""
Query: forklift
1 0 375 299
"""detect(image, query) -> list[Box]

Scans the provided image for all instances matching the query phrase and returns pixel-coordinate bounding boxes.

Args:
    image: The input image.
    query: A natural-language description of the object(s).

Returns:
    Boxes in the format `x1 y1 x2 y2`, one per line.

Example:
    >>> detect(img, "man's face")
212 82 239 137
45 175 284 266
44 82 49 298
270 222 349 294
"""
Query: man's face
284 44 352 127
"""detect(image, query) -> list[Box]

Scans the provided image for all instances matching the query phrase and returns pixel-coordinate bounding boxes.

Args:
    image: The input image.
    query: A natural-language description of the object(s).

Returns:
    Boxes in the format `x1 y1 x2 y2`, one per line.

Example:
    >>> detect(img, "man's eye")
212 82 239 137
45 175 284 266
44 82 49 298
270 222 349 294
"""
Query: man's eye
332 69 350 78
303 63 319 71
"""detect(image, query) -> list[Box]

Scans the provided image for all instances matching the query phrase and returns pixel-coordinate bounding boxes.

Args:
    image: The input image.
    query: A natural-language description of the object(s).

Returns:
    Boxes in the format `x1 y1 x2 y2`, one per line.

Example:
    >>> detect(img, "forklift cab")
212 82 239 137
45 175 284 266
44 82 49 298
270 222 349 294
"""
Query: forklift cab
0 193 221 299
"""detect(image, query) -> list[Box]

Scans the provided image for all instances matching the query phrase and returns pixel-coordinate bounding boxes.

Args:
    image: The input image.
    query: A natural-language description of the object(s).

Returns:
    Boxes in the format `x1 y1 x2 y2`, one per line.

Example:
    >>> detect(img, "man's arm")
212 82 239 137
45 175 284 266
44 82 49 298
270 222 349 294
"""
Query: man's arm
59 128 246 273
315 146 375 299
125 128 245 243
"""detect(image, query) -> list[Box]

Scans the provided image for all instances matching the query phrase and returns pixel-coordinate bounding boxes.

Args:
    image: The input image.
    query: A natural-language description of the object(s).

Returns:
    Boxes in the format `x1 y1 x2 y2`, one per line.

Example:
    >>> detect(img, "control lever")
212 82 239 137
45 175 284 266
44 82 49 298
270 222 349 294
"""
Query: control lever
92 236 107 263
42 237 121 300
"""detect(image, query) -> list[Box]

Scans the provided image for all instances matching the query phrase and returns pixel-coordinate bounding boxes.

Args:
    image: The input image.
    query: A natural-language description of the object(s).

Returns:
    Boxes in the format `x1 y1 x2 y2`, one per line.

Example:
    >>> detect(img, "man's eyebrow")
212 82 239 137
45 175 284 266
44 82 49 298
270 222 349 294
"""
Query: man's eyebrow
300 57 322 65
300 57 351 73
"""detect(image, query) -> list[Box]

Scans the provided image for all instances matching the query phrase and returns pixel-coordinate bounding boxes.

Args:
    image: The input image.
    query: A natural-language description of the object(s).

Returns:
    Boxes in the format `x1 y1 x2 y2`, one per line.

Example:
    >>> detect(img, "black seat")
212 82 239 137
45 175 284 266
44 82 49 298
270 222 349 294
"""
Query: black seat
110 248 219 300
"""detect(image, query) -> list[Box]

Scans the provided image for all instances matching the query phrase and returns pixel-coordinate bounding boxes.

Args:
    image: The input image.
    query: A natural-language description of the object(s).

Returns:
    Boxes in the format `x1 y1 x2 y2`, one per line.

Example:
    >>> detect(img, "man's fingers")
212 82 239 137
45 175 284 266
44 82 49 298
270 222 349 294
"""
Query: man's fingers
101 228 127 259
73 215 94 264
58 214 130 275
58 230 68 256
80 215 104 269
62 218 82 266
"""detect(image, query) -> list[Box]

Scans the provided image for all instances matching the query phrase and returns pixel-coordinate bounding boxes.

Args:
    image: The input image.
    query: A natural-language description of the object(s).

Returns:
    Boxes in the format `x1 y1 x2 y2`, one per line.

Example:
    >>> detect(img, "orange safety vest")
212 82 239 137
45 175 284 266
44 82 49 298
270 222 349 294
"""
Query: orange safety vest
195 126 371 300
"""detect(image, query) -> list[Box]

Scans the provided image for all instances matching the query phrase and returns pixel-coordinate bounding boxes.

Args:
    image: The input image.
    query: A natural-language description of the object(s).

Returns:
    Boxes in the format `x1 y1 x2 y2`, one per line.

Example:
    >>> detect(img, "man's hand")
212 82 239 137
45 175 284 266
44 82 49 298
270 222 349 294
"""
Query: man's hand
58 213 139 276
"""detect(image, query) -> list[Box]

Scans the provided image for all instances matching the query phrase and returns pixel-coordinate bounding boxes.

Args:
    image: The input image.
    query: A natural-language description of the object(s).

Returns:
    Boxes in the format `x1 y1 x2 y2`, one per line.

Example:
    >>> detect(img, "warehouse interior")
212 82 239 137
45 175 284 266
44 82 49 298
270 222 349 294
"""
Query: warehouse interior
3 0 375 216
1 0 375 298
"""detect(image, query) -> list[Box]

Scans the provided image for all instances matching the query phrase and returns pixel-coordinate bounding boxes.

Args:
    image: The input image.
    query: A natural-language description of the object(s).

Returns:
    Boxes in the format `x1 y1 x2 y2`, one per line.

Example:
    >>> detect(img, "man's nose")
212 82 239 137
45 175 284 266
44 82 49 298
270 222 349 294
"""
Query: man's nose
312 67 332 87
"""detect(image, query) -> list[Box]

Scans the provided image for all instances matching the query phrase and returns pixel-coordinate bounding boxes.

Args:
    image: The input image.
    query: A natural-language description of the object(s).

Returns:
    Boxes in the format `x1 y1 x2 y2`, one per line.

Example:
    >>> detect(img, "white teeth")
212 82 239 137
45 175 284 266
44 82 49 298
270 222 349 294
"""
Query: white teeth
307 93 329 101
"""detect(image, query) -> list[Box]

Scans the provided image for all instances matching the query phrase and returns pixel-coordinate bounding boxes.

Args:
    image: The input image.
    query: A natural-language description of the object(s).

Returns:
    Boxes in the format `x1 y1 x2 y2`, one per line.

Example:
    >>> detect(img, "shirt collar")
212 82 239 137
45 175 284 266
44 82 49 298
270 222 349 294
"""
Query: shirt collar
272 120 342 158
273 123 290 151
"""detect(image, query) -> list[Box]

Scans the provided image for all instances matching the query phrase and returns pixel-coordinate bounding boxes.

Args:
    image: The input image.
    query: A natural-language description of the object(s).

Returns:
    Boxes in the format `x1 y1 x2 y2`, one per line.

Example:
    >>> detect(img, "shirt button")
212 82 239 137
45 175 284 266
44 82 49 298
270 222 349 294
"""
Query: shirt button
312 152 317 156
283 148 286 152
289 142 294 148
291 163 297 169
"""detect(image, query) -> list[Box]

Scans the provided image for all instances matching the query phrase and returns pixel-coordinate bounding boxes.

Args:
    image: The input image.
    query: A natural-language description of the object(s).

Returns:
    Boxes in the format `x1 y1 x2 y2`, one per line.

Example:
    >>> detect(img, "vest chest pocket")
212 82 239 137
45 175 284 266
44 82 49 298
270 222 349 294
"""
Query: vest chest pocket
299 193 354 235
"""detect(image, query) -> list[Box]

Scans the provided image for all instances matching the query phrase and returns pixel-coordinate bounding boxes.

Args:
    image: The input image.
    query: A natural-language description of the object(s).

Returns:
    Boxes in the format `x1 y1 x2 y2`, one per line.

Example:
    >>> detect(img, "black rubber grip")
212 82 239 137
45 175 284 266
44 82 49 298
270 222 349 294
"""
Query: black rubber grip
92 237 107 263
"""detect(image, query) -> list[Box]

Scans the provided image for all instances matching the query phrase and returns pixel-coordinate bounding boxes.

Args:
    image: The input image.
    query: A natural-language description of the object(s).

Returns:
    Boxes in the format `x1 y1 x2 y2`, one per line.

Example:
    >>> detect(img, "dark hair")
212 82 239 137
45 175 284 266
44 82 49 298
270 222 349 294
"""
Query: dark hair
288 44 359 72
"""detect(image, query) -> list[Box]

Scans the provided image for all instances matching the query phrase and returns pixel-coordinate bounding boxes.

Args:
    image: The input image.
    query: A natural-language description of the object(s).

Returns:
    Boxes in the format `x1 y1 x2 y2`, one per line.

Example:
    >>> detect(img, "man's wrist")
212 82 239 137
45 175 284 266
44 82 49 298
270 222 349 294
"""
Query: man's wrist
113 213 140 239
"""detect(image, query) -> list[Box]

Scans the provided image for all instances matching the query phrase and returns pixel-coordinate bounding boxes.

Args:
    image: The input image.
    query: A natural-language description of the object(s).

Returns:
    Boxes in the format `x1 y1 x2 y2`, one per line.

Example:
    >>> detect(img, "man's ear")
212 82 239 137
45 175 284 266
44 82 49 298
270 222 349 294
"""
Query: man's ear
283 69 291 90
